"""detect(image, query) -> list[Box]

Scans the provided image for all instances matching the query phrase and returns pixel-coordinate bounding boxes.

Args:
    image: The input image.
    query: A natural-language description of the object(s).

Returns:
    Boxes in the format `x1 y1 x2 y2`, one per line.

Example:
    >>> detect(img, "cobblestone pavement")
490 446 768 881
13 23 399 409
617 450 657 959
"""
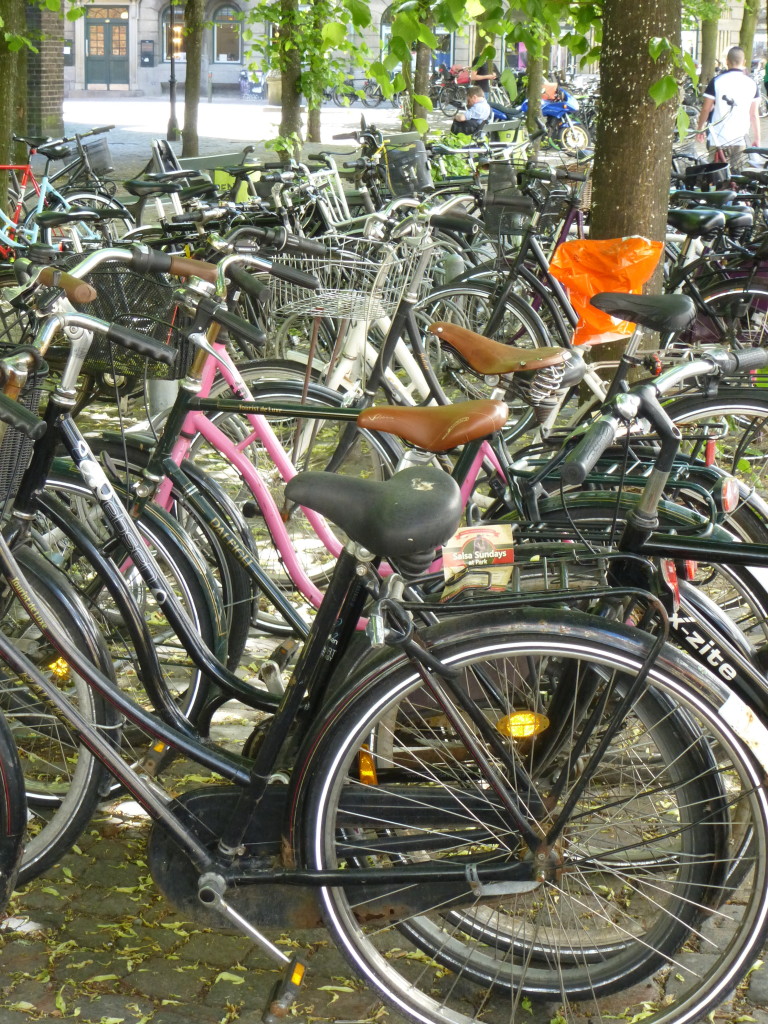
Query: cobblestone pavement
0 800 410 1024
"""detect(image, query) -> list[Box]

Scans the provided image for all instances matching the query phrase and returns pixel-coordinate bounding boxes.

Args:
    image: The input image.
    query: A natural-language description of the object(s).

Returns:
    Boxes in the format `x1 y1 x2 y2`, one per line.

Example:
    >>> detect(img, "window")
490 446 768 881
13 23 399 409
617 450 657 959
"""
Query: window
213 5 241 63
162 5 186 62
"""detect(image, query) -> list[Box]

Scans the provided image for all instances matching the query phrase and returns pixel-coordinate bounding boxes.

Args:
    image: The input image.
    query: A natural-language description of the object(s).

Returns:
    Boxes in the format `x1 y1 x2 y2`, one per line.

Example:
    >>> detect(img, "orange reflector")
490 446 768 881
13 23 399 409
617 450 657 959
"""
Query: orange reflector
358 745 378 785
152 741 167 754
720 476 740 514
48 657 70 680
290 962 305 986
705 438 716 467
496 711 550 739
683 560 698 581
660 558 680 611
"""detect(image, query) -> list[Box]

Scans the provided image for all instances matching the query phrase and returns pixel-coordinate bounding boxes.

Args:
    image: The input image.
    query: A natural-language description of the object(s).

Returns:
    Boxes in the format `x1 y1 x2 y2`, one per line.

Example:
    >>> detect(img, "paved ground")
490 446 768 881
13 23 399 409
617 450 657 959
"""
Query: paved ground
3 94 768 1024
61 95 418 184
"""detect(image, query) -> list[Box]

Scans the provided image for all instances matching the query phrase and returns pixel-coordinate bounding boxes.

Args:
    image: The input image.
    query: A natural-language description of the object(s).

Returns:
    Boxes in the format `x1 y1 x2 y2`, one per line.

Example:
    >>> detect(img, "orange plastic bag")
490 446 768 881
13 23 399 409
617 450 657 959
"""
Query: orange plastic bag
549 237 664 346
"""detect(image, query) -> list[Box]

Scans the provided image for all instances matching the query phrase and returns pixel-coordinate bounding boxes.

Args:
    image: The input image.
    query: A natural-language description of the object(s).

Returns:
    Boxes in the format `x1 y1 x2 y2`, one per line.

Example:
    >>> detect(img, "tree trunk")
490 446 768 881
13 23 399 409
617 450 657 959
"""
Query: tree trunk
279 0 303 157
590 0 680 243
526 49 544 137
307 105 321 142
0 0 27 210
700 17 718 90
739 0 759 68
413 38 432 123
181 0 204 157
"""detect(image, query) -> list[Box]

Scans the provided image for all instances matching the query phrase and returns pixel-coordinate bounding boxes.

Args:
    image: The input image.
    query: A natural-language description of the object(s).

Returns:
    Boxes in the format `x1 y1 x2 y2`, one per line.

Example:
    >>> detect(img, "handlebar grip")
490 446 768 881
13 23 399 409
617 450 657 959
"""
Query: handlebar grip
522 166 555 182
105 324 177 367
429 212 480 236
261 161 289 170
726 348 768 374
226 264 272 305
555 167 588 182
0 392 47 440
268 261 321 290
37 267 98 305
170 211 204 224
283 235 327 258
333 132 359 140
167 255 218 284
560 416 619 486
209 304 266 348
87 125 114 136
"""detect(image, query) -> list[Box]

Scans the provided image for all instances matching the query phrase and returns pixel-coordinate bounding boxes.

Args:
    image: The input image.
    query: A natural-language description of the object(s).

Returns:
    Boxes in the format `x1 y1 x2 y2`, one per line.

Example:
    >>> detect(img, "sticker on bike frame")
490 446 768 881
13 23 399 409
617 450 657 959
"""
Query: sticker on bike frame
441 523 515 599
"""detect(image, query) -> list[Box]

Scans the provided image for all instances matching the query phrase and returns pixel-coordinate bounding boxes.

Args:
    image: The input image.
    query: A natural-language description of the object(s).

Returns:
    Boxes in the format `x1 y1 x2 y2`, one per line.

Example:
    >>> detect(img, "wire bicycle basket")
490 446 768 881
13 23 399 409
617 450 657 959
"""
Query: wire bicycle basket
269 233 432 326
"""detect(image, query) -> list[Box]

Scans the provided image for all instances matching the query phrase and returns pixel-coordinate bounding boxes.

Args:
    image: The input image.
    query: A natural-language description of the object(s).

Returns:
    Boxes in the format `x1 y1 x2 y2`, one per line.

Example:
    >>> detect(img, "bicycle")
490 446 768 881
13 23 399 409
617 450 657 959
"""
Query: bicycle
0 382 766 1024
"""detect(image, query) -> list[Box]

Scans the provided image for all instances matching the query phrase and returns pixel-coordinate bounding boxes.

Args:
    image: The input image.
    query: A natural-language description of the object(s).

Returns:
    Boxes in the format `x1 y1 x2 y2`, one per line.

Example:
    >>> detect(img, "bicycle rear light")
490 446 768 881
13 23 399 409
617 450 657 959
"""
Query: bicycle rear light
660 558 680 611
719 476 740 514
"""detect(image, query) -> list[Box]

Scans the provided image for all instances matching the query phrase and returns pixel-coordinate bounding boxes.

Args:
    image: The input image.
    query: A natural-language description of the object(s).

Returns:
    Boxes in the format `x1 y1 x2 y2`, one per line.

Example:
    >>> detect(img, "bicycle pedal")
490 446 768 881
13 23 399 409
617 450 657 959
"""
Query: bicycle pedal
262 955 307 1024
138 740 175 777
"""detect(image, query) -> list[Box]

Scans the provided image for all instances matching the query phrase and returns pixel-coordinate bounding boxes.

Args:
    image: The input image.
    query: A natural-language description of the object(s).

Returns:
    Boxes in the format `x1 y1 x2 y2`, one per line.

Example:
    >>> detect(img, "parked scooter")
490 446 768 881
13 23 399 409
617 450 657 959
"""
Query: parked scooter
490 85 592 155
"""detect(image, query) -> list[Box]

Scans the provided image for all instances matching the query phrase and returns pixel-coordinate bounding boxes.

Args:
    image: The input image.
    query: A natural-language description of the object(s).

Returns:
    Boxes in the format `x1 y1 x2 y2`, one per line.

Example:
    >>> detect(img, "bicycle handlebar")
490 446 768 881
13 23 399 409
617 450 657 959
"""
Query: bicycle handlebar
36 267 98 305
105 323 178 366
0 392 47 440
560 346 768 485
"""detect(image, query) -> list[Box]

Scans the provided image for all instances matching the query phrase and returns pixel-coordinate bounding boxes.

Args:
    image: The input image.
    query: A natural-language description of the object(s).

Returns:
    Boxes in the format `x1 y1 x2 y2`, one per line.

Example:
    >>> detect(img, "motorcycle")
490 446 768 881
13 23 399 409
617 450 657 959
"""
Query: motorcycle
490 86 592 156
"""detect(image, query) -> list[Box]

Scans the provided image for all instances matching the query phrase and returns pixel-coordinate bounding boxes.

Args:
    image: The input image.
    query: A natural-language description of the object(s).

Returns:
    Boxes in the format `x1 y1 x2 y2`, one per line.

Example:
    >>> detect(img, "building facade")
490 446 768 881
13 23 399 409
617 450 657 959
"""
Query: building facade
62 0 482 97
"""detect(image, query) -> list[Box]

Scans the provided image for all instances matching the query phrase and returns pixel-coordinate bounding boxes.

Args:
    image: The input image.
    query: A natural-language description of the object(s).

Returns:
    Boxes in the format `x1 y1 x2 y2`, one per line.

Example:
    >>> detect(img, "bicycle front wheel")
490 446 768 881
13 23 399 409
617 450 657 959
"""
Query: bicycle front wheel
300 610 768 1024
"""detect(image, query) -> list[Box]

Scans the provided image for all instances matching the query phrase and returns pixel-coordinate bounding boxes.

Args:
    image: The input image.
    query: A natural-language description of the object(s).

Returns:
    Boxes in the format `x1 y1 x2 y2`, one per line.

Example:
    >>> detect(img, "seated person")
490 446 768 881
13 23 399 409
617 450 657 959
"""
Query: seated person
451 85 492 135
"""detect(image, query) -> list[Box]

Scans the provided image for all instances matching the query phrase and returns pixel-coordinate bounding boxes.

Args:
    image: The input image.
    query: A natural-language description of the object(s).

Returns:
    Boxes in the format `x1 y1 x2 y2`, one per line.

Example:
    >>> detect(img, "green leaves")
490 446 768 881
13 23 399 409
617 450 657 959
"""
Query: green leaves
344 0 371 26
649 74 679 107
321 22 346 46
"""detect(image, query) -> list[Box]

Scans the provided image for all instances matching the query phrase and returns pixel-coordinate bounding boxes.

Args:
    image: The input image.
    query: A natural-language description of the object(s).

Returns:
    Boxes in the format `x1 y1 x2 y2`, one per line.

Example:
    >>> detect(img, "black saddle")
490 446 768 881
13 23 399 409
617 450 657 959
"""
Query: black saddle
670 189 737 207
590 293 696 333
123 178 183 198
284 466 462 562
35 209 102 228
667 208 726 236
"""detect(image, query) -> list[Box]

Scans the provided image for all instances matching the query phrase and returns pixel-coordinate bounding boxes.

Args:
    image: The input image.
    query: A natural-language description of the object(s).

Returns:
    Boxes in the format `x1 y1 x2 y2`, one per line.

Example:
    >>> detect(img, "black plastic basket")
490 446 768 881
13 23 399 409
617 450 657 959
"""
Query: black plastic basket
82 136 113 175
683 160 730 191
44 261 193 381
0 351 47 508
381 138 432 196
483 160 534 236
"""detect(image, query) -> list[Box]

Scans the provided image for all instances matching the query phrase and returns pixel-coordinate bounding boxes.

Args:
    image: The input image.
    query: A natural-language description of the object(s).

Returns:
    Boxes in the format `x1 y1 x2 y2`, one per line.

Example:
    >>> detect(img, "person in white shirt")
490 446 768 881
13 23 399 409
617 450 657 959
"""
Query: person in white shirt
696 46 760 168
451 86 491 135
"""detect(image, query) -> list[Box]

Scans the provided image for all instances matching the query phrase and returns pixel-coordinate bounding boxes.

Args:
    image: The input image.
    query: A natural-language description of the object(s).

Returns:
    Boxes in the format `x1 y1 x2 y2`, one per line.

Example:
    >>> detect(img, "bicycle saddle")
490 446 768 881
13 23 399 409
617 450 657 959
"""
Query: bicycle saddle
36 208 125 229
35 143 73 161
669 189 737 207
14 135 52 148
123 178 184 197
667 208 726 236
590 293 696 333
428 322 568 374
357 400 508 453
284 466 462 560
35 209 103 228
745 146 768 156
718 206 753 230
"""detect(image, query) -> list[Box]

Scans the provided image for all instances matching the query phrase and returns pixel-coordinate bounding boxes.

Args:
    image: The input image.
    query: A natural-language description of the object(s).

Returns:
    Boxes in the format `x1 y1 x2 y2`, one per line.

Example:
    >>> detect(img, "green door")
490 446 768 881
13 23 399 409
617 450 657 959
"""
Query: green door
85 8 129 88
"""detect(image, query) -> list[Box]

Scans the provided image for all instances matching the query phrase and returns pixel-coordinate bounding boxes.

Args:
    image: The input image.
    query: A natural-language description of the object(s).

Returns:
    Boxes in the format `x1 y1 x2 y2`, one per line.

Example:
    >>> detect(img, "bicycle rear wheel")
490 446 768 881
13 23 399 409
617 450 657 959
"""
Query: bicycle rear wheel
1 546 115 884
299 610 768 1024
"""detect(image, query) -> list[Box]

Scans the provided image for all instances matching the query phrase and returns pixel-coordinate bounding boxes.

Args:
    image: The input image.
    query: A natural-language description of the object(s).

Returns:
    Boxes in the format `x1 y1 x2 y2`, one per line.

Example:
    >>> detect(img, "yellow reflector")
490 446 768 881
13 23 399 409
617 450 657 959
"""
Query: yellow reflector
358 744 378 785
496 711 550 739
48 657 70 680
290 962 305 986
152 741 167 754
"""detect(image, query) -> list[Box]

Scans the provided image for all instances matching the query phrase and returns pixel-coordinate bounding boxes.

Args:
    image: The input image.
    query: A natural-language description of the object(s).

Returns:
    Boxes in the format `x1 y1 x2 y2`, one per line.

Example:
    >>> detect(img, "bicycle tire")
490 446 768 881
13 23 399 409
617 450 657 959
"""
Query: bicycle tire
663 278 768 355
664 387 768 496
190 375 402 633
297 609 768 1024
3 546 116 884
25 191 135 248
439 85 465 116
73 438 254 672
0 702 26 909
36 466 224 724
414 280 552 401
